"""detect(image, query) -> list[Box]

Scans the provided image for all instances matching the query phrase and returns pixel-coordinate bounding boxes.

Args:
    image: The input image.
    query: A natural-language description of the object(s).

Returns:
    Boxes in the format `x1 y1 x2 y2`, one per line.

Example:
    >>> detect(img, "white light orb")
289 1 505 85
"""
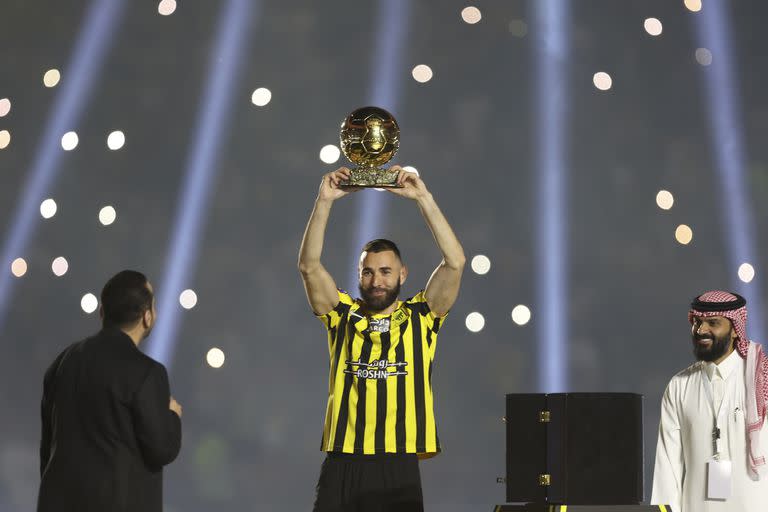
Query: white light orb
471 255 491 275
656 190 674 210
81 293 98 314
644 18 663 36
465 312 485 333
461 6 482 24
251 87 272 106
158 0 177 16
52 257 69 277
180 289 198 309
511 305 532 326
61 131 79 151
319 144 341 164
412 64 433 83
43 69 61 88
593 72 613 91
207 347 226 368
738 263 755 283
40 198 58 219
107 130 125 150
11 258 28 277
0 130 10 149
99 206 117 226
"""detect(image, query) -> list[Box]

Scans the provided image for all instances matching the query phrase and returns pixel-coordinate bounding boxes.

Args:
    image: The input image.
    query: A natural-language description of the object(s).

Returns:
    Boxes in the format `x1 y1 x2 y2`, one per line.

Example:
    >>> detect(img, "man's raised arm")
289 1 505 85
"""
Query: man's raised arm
387 167 465 317
298 168 355 315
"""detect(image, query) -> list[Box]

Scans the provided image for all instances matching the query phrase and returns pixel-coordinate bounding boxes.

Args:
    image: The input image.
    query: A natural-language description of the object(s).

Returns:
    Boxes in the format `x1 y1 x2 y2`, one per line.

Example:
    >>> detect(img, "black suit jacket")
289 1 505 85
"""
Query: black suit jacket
37 327 182 512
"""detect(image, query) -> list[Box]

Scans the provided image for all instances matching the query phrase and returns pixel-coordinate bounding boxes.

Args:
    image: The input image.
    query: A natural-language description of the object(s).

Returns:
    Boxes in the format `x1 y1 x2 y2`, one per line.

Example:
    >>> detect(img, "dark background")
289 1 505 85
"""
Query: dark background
1 1 766 510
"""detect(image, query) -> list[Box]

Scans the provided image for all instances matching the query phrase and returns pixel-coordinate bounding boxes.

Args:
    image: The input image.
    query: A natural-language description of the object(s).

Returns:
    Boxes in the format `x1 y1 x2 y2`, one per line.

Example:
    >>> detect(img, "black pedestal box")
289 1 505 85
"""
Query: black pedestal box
505 393 644 505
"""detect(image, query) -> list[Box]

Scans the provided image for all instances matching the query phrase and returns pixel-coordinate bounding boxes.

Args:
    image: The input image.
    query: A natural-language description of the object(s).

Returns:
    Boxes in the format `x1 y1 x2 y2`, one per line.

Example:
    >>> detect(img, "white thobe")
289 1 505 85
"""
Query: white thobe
651 350 768 511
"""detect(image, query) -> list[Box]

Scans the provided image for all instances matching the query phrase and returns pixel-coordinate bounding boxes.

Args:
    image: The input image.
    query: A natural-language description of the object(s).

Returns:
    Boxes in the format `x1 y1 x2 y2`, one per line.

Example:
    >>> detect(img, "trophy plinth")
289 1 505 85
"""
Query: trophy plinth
344 167 400 187
338 106 401 188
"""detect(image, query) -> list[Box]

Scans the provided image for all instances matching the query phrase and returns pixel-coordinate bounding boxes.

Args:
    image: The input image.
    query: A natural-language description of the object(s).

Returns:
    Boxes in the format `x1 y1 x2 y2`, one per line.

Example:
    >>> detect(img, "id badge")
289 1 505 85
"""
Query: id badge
706 459 732 500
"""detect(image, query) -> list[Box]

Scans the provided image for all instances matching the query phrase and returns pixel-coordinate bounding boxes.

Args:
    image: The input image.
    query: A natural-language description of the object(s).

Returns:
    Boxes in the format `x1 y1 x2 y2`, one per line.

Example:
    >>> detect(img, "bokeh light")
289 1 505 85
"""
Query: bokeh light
99 206 117 226
107 130 125 150
685 0 702 13
461 6 482 24
511 305 532 326
61 131 79 151
158 0 177 16
412 64 433 83
0 98 10 117
696 48 713 66
593 72 613 91
43 69 61 88
675 224 693 245
644 18 663 36
180 289 198 310
656 190 674 210
11 258 27 278
465 312 485 333
319 144 341 164
81 293 99 314
738 263 755 283
0 130 10 149
40 198 58 219
509 19 528 38
52 257 69 277
251 87 272 106
471 255 491 275
207 347 226 368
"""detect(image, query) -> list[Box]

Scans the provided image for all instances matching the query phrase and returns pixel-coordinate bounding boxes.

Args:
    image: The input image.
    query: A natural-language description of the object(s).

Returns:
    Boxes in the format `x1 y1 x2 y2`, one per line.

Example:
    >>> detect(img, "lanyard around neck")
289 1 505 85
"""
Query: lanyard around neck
702 365 737 458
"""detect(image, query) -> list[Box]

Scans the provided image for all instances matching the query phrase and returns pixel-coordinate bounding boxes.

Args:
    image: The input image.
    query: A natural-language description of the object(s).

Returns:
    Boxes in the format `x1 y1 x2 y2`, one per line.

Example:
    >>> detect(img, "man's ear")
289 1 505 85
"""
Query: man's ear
400 265 408 285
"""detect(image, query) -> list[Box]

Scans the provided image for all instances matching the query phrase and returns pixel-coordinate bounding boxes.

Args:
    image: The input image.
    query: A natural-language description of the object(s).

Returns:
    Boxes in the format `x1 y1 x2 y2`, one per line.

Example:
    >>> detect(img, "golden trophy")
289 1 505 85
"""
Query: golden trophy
338 106 401 187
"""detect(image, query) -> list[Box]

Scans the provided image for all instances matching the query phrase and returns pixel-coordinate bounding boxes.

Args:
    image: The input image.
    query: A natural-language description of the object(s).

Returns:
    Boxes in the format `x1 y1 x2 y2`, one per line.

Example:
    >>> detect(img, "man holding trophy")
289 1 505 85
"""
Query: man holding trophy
298 107 465 511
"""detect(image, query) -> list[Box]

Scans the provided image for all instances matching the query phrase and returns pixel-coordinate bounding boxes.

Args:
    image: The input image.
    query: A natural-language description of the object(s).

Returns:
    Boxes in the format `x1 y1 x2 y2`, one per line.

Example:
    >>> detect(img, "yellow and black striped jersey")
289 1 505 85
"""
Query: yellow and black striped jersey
317 289 445 456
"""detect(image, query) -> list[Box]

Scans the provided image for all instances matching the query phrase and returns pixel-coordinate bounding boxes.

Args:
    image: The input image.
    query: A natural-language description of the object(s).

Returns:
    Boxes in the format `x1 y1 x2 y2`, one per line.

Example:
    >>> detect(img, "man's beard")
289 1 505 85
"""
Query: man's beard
359 281 401 313
692 330 734 362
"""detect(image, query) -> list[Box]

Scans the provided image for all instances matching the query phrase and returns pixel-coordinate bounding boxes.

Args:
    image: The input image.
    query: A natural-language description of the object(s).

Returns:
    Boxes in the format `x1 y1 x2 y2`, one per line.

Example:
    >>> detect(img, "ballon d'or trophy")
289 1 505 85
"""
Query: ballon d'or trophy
338 106 401 187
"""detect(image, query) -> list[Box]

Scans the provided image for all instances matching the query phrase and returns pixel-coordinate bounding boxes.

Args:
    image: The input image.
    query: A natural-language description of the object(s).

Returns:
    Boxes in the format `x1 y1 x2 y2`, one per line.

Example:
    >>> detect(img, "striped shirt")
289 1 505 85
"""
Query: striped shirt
317 289 445 456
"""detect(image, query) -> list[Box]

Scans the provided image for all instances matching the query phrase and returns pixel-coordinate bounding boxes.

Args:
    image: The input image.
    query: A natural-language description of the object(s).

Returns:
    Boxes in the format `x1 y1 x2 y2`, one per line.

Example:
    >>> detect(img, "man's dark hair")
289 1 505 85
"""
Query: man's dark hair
100 270 153 328
362 239 402 262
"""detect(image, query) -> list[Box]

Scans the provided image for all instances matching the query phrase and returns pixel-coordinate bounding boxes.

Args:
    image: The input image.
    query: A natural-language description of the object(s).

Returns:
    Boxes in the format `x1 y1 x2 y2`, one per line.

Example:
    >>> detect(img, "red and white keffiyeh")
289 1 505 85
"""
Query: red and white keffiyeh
689 290 768 478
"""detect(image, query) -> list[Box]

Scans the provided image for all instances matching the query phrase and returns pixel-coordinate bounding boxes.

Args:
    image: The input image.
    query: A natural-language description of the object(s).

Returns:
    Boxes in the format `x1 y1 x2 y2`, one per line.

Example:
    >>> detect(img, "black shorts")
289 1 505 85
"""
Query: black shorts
312 452 424 512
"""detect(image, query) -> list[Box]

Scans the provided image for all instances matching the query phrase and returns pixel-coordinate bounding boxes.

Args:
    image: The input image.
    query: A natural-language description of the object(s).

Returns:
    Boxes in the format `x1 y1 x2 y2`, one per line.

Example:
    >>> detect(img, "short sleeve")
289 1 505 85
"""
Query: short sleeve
408 290 447 330
316 289 355 330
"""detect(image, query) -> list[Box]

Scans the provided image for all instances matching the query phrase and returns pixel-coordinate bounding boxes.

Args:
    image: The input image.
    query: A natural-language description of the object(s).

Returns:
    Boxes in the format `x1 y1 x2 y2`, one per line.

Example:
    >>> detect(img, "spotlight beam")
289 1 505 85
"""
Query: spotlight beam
146 0 257 367
347 0 412 291
693 0 765 341
0 0 127 333
533 0 570 392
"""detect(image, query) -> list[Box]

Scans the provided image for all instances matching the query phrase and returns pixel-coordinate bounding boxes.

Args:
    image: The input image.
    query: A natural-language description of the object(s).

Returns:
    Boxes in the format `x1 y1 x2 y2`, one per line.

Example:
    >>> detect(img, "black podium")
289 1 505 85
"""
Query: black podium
494 393 672 512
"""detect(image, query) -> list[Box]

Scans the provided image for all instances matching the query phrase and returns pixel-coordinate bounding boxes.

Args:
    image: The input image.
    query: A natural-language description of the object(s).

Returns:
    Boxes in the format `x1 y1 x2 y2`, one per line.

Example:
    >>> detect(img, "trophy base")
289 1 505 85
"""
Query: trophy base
339 167 402 188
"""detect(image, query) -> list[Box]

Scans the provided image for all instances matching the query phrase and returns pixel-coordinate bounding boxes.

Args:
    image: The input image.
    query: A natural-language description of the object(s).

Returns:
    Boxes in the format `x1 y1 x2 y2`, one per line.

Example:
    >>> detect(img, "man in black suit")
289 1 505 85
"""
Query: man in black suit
37 270 182 512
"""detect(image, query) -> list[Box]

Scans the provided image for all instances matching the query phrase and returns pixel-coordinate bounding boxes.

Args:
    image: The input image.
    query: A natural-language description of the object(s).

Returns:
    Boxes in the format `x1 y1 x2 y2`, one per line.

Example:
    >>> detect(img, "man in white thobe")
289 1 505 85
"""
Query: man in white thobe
651 290 768 512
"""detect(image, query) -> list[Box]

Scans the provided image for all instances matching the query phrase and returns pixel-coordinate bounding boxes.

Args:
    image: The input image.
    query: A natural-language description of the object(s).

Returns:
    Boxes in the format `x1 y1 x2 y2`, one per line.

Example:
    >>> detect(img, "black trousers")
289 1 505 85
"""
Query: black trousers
313 452 424 512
